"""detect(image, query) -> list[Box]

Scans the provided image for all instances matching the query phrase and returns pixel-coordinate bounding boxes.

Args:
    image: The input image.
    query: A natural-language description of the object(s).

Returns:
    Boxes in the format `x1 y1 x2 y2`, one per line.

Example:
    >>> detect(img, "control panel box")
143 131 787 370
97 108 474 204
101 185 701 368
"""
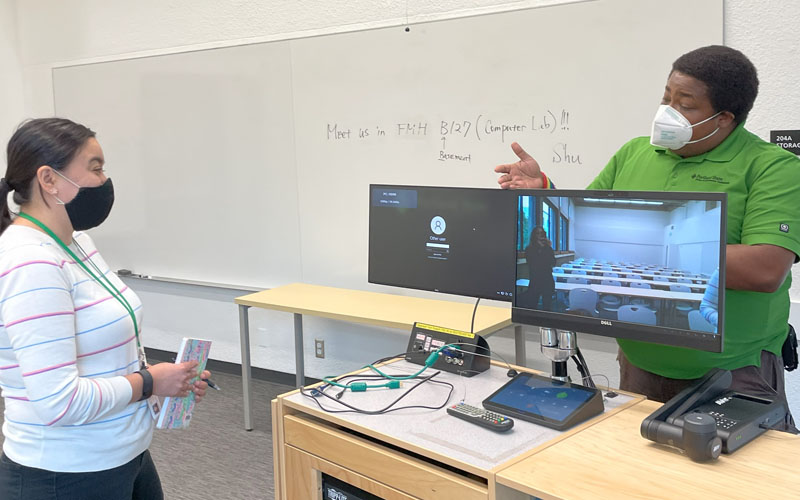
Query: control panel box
405 322 490 376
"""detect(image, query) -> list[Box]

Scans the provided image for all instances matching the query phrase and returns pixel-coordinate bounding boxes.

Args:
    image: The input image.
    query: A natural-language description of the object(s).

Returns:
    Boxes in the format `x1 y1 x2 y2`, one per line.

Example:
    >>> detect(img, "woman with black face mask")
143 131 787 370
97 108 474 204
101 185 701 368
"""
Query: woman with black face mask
0 118 211 500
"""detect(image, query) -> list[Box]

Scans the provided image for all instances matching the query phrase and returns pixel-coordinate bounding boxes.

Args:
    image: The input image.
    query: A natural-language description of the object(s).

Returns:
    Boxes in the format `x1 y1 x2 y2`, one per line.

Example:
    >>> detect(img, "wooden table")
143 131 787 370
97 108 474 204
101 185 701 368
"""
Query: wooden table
495 399 800 499
234 283 512 430
272 361 643 500
273 367 798 499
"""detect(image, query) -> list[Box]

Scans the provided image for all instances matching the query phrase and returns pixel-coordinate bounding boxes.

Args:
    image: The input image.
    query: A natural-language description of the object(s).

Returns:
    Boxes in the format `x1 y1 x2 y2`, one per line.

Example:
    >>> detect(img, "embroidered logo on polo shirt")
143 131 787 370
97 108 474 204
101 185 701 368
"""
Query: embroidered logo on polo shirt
691 173 730 185
780 223 790 233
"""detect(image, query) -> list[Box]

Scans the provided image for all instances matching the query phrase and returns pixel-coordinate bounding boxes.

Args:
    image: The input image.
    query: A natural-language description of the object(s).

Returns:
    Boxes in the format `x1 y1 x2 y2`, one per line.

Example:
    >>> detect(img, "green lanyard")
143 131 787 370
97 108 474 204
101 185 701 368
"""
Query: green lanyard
17 212 141 351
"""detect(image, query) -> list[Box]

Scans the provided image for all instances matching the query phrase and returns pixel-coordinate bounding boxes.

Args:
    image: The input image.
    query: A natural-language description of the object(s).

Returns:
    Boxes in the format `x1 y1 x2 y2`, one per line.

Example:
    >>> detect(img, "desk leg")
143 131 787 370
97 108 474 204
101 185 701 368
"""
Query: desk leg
294 313 305 387
239 304 253 431
514 325 527 367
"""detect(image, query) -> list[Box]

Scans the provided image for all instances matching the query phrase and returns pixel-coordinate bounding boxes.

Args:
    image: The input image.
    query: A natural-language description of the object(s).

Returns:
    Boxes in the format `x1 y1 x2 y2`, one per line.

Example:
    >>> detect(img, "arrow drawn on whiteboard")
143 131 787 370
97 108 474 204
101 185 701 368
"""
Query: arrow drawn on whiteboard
441 137 446 150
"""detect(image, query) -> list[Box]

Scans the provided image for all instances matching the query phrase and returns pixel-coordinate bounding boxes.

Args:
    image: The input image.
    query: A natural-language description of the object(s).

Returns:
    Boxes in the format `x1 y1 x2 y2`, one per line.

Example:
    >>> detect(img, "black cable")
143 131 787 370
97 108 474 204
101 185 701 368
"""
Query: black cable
570 347 596 389
300 371 454 414
301 342 517 416
375 344 515 378
445 341 517 376
572 354 586 379
470 297 481 333
575 346 595 388
572 355 596 389
369 352 413 366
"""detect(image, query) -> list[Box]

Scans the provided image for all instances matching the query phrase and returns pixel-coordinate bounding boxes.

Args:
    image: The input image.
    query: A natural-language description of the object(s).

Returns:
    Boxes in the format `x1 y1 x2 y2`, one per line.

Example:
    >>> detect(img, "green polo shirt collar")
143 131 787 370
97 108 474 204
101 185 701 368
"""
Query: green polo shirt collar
654 122 748 163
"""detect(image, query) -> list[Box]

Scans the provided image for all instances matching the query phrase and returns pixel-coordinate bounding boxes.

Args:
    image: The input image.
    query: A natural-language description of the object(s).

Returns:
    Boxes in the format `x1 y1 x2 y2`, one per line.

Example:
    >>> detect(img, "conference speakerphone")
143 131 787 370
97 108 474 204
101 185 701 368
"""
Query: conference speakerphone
482 372 604 431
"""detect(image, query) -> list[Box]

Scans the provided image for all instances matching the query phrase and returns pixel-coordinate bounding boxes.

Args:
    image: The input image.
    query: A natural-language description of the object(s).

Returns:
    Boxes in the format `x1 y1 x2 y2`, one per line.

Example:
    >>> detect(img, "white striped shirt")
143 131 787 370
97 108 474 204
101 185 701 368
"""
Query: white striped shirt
0 225 151 472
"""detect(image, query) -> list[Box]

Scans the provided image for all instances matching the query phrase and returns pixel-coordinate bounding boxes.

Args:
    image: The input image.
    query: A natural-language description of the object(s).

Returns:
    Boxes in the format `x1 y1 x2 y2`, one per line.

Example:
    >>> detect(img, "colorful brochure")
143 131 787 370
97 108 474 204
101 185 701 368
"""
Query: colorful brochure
155 338 212 429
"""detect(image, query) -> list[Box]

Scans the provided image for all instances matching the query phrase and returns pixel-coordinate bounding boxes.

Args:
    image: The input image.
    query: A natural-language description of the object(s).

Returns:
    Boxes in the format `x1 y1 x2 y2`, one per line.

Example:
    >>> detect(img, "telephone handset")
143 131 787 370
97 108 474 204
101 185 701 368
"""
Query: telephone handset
641 368 787 462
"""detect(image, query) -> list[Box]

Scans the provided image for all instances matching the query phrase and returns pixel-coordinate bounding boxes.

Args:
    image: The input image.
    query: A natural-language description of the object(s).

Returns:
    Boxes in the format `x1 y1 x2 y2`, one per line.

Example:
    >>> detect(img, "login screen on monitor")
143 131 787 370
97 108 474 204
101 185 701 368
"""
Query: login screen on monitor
369 185 516 301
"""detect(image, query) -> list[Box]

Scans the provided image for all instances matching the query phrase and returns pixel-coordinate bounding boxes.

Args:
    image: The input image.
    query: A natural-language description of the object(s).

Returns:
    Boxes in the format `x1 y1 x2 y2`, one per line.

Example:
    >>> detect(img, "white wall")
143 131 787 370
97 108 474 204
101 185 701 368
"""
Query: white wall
573 206 669 264
667 204 722 275
0 0 24 154
5 0 800 416
574 203 721 274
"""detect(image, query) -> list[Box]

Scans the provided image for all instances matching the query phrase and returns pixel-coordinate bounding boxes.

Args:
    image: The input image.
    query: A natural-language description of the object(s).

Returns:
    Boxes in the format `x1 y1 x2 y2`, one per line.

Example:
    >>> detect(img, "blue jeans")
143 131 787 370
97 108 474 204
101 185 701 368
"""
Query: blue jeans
0 450 163 500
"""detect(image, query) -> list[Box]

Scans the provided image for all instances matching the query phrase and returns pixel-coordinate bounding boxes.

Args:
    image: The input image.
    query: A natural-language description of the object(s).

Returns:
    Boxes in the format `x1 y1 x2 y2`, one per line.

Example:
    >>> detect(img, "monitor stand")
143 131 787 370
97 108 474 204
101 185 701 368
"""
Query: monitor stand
540 327 577 382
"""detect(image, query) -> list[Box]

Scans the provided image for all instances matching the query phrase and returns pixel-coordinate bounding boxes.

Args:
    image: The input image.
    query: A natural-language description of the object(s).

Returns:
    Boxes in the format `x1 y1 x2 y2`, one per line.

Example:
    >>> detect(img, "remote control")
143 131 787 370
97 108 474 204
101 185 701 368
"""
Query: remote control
447 402 514 432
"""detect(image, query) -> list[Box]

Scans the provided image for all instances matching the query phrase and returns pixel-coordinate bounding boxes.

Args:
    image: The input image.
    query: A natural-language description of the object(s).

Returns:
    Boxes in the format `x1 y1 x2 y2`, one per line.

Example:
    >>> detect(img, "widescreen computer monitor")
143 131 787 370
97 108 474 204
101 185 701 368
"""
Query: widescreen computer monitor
369 185 516 301
512 190 726 352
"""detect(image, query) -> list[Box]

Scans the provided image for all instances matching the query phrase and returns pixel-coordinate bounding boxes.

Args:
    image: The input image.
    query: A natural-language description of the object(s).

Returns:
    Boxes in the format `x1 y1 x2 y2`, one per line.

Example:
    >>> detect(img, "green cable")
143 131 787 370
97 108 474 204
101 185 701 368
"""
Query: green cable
322 343 458 392
366 343 457 380
17 212 141 350
321 379 402 391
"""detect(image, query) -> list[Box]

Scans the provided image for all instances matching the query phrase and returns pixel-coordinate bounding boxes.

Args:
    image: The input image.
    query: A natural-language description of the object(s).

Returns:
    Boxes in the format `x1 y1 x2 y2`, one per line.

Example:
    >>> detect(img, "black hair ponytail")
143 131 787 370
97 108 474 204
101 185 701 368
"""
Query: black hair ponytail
1 118 96 235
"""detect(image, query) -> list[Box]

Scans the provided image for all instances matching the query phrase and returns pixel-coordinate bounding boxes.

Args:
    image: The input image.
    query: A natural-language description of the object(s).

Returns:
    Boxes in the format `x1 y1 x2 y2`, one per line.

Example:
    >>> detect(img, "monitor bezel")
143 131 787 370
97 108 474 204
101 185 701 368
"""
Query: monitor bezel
368 184 517 302
511 189 727 353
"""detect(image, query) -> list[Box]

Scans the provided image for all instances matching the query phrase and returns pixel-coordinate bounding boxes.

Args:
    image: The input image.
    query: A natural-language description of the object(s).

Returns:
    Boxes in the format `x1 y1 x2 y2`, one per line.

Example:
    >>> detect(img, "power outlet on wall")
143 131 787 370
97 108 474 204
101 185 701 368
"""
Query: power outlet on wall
315 339 325 358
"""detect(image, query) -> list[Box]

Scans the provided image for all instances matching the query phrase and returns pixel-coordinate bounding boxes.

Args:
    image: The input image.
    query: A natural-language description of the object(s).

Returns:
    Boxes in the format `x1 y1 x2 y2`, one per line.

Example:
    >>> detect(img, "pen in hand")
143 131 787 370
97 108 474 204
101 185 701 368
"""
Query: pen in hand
202 378 221 391
168 356 219 391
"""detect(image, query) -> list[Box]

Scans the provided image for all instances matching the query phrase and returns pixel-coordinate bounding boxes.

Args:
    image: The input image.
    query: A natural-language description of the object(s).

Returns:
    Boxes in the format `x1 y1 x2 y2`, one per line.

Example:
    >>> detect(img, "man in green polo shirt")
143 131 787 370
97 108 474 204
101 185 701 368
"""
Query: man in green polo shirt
495 45 799 432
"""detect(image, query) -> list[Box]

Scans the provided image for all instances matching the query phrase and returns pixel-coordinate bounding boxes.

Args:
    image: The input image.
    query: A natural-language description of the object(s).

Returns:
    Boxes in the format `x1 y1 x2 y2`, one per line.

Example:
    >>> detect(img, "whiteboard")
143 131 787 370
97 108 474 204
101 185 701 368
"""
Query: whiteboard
54 43 302 288
53 0 722 290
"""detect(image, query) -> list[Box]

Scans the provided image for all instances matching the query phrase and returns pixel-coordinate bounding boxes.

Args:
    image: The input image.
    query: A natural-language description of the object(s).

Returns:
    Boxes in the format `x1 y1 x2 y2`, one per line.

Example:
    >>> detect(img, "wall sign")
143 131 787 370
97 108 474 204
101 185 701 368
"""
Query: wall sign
770 130 800 155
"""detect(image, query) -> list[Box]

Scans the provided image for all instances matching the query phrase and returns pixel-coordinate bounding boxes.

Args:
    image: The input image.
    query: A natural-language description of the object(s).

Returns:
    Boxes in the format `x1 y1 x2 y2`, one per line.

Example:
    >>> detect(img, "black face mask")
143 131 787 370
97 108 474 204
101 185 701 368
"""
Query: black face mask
61 178 115 231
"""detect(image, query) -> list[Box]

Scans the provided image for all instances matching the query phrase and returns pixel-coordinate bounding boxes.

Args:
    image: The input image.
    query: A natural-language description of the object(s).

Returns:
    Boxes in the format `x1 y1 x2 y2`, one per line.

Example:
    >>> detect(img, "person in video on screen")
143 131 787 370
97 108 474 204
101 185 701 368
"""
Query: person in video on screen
0 118 211 500
494 45 800 433
524 226 556 310
699 268 720 328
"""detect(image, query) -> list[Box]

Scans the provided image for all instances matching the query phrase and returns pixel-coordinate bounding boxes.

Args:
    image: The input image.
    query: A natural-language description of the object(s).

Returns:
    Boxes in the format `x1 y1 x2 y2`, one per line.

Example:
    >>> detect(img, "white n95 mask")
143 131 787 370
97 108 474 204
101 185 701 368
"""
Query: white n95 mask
650 104 721 150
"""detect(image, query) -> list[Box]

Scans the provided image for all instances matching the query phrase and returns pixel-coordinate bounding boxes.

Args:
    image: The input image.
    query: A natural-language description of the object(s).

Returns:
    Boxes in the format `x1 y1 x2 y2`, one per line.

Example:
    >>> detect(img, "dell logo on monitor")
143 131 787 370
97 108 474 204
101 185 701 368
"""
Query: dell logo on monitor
600 320 613 326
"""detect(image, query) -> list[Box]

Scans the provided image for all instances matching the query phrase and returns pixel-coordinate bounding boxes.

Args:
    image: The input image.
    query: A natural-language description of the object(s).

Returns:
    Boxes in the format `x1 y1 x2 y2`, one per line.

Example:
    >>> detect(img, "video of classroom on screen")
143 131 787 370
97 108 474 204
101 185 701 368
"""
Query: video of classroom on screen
515 196 720 333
